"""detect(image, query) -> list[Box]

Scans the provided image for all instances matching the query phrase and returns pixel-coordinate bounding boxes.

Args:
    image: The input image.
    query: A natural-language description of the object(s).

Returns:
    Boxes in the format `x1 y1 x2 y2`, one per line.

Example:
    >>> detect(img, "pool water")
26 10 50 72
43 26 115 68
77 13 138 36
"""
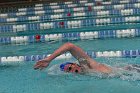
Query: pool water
1 38 140 93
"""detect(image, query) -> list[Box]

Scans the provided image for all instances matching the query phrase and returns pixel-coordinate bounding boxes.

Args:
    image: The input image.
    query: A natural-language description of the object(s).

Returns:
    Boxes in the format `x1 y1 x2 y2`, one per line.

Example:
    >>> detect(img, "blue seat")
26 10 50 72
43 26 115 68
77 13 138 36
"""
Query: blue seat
0 26 1 33
9 13 15 17
1 26 6 32
54 22 59 28
120 17 125 23
0 37 4 43
105 5 112 10
40 15 45 21
27 24 36 31
33 23 38 31
6 37 11 43
2 37 11 43
27 11 33 15
85 19 91 26
36 23 40 30
7 25 11 32
0 18 4 22
8 25 13 32
0 38 2 43
114 10 120 15
81 20 87 26
133 9 139 14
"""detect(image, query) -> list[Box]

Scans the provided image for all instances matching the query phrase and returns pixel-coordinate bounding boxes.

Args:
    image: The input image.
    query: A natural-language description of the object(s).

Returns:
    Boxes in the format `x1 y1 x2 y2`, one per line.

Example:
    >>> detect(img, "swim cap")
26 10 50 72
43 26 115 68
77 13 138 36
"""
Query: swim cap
60 62 72 71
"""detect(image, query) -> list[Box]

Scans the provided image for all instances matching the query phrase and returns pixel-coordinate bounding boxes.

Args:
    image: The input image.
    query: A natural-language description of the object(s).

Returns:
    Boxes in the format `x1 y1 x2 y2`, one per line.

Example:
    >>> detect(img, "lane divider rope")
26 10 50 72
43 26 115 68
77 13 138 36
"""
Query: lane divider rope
0 50 139 64
0 28 139 44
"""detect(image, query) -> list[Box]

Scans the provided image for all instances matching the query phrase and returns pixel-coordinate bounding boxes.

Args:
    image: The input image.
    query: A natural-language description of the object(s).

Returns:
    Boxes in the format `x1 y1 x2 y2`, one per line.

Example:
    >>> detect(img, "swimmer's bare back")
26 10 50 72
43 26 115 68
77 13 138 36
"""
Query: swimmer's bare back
34 42 112 73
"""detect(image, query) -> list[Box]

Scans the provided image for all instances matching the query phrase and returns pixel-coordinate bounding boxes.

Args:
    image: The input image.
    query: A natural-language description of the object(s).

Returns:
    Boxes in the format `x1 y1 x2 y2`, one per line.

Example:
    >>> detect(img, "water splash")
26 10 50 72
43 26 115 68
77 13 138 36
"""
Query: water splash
46 58 140 81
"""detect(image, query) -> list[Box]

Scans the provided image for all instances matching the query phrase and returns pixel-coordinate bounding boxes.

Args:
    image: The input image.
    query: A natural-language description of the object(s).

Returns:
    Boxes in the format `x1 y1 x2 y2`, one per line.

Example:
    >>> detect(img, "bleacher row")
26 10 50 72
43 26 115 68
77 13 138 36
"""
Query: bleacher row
0 0 137 13
1 0 140 23
0 0 140 44
1 0 140 14
0 9 140 23
1 2 140 18
1 0 140 19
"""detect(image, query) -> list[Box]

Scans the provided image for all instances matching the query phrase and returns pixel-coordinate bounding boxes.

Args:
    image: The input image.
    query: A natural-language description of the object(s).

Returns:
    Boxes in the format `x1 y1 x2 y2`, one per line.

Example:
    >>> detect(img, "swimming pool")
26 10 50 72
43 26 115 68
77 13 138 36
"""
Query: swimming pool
1 0 140 92
0 37 140 93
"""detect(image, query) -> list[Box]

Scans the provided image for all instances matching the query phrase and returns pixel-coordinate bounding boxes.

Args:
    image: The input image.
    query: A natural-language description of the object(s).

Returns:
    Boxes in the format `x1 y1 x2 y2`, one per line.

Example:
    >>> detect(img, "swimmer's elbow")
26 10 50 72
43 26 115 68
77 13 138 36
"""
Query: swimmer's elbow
65 42 75 49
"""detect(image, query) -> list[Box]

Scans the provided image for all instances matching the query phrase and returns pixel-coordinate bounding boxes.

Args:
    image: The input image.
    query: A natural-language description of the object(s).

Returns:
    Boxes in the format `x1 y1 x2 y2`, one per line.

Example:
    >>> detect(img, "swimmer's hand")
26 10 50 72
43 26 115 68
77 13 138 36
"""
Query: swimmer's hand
34 59 50 70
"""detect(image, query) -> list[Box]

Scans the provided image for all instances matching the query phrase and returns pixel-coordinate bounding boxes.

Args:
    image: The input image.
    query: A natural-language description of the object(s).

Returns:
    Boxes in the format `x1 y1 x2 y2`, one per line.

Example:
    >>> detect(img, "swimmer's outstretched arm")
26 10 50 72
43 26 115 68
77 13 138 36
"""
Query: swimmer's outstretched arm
47 42 97 63
34 42 97 70
34 42 112 73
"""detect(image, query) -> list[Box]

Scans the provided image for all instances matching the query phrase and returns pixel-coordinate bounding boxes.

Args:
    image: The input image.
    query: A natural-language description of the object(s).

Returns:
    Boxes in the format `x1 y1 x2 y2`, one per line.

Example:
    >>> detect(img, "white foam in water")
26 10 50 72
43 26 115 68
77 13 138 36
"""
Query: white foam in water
46 58 140 81
120 70 140 81
47 64 65 75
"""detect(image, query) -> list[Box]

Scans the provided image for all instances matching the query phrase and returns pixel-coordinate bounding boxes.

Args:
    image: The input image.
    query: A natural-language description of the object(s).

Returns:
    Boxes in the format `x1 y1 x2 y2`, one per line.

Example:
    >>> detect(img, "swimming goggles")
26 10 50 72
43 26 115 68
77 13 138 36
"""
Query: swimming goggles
66 64 79 73
60 62 81 73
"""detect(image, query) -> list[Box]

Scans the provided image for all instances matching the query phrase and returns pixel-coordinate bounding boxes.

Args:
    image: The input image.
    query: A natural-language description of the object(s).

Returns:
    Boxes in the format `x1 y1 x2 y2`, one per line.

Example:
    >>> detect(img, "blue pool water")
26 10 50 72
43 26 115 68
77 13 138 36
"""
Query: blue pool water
1 38 140 93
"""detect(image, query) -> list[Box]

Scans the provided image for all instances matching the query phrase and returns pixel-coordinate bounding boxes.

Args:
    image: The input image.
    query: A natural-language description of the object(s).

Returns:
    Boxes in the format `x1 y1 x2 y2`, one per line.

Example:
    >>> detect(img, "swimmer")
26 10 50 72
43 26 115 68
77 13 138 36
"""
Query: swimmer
34 42 112 74
34 42 140 74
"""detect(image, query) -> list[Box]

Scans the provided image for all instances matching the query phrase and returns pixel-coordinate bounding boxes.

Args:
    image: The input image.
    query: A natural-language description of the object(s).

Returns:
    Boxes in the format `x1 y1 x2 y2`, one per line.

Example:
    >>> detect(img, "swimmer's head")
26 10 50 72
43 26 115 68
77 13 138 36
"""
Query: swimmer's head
60 62 81 73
